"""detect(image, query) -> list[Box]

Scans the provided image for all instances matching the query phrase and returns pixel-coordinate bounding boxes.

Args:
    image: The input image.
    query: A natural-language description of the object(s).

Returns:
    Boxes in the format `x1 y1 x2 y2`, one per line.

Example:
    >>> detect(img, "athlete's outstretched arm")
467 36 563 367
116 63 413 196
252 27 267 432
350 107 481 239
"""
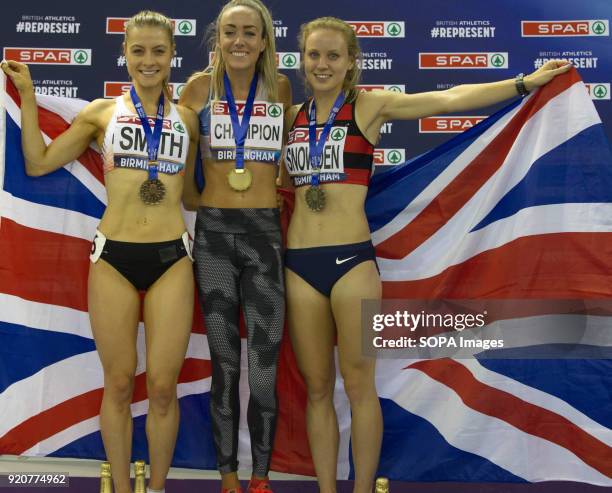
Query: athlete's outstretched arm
2 60 101 176
367 59 572 124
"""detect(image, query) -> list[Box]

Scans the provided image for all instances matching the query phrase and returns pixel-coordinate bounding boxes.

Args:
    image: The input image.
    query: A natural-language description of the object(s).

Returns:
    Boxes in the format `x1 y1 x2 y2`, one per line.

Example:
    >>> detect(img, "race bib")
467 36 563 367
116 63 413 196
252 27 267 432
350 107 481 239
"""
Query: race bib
111 116 188 174
209 100 283 163
285 125 348 179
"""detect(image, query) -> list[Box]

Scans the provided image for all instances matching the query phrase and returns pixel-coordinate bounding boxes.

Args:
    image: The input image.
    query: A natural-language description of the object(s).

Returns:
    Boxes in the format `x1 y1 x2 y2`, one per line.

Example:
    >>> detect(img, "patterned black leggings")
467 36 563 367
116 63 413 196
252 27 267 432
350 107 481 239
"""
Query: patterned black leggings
193 207 284 476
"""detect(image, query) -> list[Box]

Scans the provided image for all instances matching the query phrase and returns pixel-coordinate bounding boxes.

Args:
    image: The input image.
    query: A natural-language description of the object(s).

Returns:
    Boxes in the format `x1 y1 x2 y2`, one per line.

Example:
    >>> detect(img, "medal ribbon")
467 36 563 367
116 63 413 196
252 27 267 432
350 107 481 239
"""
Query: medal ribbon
308 92 345 187
130 86 165 181
224 72 259 173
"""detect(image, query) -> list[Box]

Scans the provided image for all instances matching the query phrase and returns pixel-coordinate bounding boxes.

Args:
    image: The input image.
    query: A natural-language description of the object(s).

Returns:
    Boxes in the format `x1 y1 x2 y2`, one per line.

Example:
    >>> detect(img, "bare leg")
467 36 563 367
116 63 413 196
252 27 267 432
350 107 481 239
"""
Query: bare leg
89 260 140 493
143 257 194 490
332 261 382 493
286 269 338 493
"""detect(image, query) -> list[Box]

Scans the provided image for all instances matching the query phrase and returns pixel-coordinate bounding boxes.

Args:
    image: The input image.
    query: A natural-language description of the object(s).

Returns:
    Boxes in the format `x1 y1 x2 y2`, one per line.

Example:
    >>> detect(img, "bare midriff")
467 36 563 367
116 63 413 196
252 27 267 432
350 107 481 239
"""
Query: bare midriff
200 159 279 208
99 169 187 242
288 183 370 248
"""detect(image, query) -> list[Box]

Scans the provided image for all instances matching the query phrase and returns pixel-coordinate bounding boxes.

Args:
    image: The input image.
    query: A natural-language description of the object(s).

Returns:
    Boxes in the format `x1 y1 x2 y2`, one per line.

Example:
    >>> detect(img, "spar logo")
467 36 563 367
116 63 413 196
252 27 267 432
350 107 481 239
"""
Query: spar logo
172 83 186 99
104 81 186 100
176 20 194 35
173 121 186 133
277 52 300 69
330 128 346 141
268 104 282 117
584 83 610 100
419 52 508 69
522 20 609 37
357 84 405 92
3 47 92 65
419 116 486 133
73 50 88 64
104 81 131 97
347 21 404 38
374 148 405 165
106 17 197 36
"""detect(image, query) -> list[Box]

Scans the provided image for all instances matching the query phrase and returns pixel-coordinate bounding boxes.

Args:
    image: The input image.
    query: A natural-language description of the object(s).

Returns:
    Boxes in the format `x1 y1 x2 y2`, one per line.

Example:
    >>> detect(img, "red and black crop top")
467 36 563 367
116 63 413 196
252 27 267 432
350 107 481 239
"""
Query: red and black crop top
284 99 375 187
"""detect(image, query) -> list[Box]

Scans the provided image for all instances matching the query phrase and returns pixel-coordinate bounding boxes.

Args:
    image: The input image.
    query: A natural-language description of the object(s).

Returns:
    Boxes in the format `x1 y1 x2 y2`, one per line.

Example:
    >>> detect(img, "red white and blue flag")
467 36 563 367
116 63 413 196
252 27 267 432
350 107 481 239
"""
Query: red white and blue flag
1 69 611 484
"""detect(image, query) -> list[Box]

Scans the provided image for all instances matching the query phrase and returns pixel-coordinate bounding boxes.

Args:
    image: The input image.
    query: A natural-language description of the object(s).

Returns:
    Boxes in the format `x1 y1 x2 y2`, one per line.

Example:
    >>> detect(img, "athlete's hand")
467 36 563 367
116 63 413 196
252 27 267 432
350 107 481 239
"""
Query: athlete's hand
1 60 35 96
524 59 572 91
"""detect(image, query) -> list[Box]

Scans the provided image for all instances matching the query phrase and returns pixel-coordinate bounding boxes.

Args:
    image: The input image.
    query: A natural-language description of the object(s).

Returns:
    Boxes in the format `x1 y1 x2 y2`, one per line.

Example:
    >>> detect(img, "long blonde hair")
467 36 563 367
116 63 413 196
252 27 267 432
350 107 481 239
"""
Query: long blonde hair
298 17 362 102
124 10 175 99
190 0 278 102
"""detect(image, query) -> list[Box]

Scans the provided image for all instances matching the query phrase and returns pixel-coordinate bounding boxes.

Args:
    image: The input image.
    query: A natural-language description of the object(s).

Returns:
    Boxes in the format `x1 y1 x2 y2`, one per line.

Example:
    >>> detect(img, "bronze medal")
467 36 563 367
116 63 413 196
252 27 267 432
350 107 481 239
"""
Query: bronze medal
139 178 166 205
305 185 326 212
227 168 253 191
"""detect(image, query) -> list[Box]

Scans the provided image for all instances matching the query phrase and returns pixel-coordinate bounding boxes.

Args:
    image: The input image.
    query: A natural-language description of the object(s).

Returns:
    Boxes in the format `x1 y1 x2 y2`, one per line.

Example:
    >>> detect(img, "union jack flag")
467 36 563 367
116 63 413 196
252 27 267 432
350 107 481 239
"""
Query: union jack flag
1 68 611 484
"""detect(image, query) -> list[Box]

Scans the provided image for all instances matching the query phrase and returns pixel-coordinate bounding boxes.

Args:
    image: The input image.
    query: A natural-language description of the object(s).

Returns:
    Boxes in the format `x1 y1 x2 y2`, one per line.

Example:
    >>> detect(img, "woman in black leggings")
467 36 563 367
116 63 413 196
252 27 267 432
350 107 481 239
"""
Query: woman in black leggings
180 1 291 492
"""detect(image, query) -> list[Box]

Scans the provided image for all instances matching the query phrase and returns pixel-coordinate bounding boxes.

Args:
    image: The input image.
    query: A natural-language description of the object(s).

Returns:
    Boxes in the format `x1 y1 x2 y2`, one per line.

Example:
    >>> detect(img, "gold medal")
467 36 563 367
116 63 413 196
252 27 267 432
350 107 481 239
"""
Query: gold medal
139 178 166 205
227 168 253 191
305 185 326 212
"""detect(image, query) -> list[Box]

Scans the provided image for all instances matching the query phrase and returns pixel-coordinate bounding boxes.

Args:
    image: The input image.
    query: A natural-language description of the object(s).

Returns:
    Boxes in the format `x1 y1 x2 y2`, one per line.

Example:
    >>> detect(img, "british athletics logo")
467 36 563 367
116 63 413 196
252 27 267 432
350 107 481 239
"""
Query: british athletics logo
419 53 508 69
3 48 91 65
357 84 405 93
104 82 186 100
347 21 405 38
106 17 196 36
419 116 487 133
521 20 609 37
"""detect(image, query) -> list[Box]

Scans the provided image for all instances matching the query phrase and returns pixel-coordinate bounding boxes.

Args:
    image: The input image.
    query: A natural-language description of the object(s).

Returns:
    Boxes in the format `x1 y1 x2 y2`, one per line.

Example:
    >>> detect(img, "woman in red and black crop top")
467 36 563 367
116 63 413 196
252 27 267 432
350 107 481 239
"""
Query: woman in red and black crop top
285 99 374 187
282 16 571 493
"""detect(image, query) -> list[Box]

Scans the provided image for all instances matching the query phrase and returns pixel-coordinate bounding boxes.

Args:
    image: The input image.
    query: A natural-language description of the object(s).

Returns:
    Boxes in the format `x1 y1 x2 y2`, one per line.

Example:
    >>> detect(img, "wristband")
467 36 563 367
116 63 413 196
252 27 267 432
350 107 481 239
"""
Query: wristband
515 73 529 97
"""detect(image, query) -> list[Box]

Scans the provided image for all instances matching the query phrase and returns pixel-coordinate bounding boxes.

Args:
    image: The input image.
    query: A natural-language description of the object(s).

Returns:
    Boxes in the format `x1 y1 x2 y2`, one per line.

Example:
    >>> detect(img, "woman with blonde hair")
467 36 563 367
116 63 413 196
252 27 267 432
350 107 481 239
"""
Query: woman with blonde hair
180 1 291 492
3 10 199 493
283 16 570 493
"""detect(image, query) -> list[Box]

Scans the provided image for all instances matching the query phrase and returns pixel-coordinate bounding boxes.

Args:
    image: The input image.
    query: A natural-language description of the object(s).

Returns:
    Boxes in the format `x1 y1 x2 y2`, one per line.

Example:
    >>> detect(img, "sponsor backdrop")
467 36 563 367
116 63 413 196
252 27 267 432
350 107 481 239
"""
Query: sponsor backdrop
1 0 610 163
1 0 612 483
